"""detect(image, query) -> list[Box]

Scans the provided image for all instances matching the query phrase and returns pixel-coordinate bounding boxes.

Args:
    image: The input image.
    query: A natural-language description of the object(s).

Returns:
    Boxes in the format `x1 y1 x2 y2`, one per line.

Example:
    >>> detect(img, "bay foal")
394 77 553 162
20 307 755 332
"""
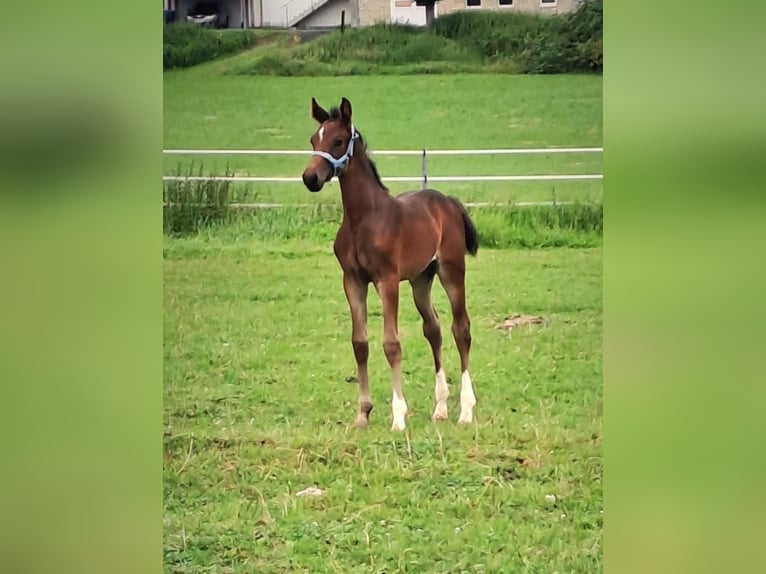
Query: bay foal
302 97 478 431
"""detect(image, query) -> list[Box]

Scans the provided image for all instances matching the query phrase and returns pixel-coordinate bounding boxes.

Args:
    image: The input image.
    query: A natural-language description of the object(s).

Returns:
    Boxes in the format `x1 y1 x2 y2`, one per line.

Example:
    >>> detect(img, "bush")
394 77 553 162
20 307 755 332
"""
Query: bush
566 0 603 71
431 10 552 59
163 164 232 234
164 24 255 69
430 0 602 74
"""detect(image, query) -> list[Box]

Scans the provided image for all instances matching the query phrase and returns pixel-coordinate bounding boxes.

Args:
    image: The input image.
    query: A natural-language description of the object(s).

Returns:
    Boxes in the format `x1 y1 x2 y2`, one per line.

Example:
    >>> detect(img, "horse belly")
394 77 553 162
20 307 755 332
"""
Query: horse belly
399 223 439 280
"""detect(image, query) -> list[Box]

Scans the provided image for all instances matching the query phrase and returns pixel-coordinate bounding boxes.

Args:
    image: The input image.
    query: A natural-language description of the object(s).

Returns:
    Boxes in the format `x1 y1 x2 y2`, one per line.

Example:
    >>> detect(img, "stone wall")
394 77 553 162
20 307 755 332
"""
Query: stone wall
358 0 391 26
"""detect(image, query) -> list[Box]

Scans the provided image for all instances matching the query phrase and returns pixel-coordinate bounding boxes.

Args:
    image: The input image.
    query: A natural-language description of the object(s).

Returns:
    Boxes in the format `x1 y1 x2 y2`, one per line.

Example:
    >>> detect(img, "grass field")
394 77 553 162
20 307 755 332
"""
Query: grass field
164 238 602 573
164 44 602 572
164 63 602 205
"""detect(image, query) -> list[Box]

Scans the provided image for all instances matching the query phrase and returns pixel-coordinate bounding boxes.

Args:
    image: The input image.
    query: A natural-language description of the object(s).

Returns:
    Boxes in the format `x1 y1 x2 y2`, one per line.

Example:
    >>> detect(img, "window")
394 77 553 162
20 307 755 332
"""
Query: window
499 0 513 5
466 0 481 7
540 0 557 6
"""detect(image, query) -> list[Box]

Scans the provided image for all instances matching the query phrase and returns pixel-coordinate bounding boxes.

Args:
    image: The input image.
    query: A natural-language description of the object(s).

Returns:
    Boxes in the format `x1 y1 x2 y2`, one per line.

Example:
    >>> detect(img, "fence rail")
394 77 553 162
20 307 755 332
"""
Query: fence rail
163 147 603 156
162 146 603 186
163 174 602 183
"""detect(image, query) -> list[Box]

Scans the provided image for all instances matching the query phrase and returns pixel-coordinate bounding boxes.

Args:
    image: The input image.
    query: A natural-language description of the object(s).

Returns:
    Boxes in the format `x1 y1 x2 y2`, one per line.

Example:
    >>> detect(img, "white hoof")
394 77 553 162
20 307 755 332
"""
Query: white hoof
458 410 474 424
391 419 406 431
391 394 408 431
458 371 476 425
432 403 449 421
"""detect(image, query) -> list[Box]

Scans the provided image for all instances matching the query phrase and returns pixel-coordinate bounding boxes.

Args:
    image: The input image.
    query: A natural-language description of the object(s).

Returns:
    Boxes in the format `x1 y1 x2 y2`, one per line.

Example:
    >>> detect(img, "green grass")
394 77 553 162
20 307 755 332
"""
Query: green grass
164 237 602 572
163 72 602 205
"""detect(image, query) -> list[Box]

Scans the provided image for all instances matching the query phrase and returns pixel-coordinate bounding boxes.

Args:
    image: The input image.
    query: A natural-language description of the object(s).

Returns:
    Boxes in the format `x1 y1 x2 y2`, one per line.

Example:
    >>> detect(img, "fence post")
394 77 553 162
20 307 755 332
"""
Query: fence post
340 10 345 33
421 149 428 189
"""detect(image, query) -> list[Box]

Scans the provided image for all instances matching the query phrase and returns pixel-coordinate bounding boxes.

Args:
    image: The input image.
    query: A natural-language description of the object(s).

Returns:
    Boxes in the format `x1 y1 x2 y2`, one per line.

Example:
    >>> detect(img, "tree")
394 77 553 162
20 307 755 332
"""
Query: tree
414 0 441 27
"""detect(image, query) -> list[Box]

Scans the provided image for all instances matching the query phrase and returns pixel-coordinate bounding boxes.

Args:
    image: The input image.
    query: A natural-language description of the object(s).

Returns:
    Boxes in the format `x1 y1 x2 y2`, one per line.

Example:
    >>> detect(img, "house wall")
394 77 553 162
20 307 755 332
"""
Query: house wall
358 0 390 25
435 0 579 17
390 0 432 26
300 0 357 27
262 0 288 26
198 0 582 29
355 0 579 26
261 0 346 27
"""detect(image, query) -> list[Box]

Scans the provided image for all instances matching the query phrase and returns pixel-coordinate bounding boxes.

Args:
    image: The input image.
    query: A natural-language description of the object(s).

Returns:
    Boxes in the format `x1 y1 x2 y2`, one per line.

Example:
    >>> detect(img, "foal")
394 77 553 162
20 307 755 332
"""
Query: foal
302 97 478 431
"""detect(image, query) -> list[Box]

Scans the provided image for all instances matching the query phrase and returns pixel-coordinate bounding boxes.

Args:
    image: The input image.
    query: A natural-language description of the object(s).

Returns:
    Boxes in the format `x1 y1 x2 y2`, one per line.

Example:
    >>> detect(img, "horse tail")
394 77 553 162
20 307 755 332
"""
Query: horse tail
449 196 479 256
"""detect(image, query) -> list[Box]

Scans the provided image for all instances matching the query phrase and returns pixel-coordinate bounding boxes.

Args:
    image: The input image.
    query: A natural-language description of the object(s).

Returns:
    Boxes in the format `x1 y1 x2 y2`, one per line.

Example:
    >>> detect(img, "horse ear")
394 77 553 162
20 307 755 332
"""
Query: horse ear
311 97 329 124
340 97 352 124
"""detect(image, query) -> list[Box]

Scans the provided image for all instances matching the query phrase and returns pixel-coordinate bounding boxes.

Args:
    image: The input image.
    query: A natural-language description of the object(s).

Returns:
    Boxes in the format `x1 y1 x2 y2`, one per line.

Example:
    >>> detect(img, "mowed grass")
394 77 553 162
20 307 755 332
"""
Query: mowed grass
163 238 602 573
163 69 602 205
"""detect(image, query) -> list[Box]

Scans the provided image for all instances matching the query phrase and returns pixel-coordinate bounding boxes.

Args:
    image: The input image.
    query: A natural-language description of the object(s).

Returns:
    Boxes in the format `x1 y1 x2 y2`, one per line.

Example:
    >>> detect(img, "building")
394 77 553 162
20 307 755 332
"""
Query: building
163 0 580 29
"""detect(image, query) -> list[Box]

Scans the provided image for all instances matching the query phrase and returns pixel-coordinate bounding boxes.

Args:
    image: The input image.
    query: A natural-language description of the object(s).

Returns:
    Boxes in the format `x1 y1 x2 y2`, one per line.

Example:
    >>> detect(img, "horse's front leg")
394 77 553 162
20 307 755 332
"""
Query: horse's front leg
377 277 407 431
343 274 372 428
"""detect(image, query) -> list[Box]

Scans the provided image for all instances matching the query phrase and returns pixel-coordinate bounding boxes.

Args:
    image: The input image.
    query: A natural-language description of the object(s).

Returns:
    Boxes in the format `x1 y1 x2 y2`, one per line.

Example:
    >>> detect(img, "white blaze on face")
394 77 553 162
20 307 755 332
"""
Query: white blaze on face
458 370 476 424
433 368 449 420
318 126 325 143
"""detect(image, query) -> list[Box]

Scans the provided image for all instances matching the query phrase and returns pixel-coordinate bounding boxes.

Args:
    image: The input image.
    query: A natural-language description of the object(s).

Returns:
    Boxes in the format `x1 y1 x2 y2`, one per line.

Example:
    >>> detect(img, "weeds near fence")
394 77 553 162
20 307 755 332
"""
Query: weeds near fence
163 163 232 234
163 24 257 70
169 199 602 248
472 201 602 248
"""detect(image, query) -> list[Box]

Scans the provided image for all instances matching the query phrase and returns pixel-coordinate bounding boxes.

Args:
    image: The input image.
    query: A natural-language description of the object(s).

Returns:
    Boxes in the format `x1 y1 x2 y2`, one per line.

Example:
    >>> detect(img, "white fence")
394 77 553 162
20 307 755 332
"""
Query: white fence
163 147 603 187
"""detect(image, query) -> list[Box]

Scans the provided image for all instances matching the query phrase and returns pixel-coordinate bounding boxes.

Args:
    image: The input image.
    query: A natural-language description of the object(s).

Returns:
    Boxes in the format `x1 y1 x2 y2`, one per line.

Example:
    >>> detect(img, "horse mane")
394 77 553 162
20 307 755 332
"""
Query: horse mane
329 107 388 191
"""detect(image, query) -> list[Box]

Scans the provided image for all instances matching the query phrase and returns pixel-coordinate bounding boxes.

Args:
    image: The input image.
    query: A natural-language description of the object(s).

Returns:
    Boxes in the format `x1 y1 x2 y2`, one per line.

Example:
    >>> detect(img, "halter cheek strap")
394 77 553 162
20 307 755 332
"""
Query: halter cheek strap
312 124 360 177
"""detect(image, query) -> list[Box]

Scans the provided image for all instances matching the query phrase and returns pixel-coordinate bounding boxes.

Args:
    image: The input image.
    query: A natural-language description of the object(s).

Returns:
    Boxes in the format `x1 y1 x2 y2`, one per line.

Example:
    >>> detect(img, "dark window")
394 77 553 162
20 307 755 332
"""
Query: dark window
499 0 513 5
466 0 481 6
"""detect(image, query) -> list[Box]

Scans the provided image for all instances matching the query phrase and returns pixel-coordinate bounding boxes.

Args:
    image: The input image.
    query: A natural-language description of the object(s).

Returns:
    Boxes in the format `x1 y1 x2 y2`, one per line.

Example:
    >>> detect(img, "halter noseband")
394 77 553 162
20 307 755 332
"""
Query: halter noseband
312 124 360 177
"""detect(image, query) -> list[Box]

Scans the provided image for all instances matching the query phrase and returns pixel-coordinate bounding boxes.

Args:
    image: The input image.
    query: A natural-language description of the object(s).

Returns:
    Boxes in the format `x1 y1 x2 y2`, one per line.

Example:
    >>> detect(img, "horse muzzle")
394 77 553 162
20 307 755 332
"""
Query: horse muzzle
302 170 324 192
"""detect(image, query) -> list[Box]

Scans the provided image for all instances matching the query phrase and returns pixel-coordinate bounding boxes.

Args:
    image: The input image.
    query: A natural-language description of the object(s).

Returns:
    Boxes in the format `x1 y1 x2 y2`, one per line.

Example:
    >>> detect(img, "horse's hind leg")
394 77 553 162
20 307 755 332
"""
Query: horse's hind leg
437 259 476 424
410 262 448 421
343 274 372 428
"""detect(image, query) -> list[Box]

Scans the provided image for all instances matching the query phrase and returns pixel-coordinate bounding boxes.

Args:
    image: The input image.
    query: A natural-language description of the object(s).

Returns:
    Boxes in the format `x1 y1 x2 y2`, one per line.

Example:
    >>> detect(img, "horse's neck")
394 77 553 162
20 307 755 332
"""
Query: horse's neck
338 153 389 226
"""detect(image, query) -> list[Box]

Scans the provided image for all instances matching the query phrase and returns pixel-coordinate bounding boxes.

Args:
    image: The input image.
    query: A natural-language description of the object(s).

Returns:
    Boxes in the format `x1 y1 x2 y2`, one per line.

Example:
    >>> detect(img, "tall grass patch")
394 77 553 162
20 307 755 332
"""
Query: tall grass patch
295 23 478 66
164 24 256 69
165 200 602 249
472 202 602 248
234 23 496 77
163 164 232 234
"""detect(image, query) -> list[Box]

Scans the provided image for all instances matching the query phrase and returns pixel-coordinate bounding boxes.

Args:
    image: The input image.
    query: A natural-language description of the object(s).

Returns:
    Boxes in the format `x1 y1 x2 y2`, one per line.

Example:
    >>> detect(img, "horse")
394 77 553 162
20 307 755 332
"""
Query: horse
301 97 479 431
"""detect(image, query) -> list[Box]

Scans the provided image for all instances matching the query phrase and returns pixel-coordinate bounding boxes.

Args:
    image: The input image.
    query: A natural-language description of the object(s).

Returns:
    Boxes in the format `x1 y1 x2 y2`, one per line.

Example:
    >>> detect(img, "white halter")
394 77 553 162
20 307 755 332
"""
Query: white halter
312 124 360 177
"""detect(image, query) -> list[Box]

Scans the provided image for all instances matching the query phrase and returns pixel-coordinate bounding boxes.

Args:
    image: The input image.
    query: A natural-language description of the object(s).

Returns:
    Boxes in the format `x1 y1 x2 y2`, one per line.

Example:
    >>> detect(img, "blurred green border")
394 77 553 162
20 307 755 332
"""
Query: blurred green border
0 3 162 573
606 2 766 574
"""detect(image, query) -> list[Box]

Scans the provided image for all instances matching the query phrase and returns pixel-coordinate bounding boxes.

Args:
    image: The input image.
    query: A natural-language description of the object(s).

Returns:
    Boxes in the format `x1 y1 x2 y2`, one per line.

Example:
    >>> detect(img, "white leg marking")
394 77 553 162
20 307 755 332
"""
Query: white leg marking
391 392 408 431
432 368 449 421
458 370 476 424
318 126 324 143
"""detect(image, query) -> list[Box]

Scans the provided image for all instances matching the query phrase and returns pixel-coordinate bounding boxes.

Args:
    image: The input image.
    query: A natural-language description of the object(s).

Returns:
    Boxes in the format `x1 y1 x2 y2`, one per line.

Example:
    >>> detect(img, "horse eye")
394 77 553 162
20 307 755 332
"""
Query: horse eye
333 138 343 147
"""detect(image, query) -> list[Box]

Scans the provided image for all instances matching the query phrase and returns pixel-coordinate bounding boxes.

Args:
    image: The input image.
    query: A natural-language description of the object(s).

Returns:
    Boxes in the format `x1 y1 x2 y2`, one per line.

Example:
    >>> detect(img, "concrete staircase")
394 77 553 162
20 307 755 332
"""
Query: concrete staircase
282 0 332 28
